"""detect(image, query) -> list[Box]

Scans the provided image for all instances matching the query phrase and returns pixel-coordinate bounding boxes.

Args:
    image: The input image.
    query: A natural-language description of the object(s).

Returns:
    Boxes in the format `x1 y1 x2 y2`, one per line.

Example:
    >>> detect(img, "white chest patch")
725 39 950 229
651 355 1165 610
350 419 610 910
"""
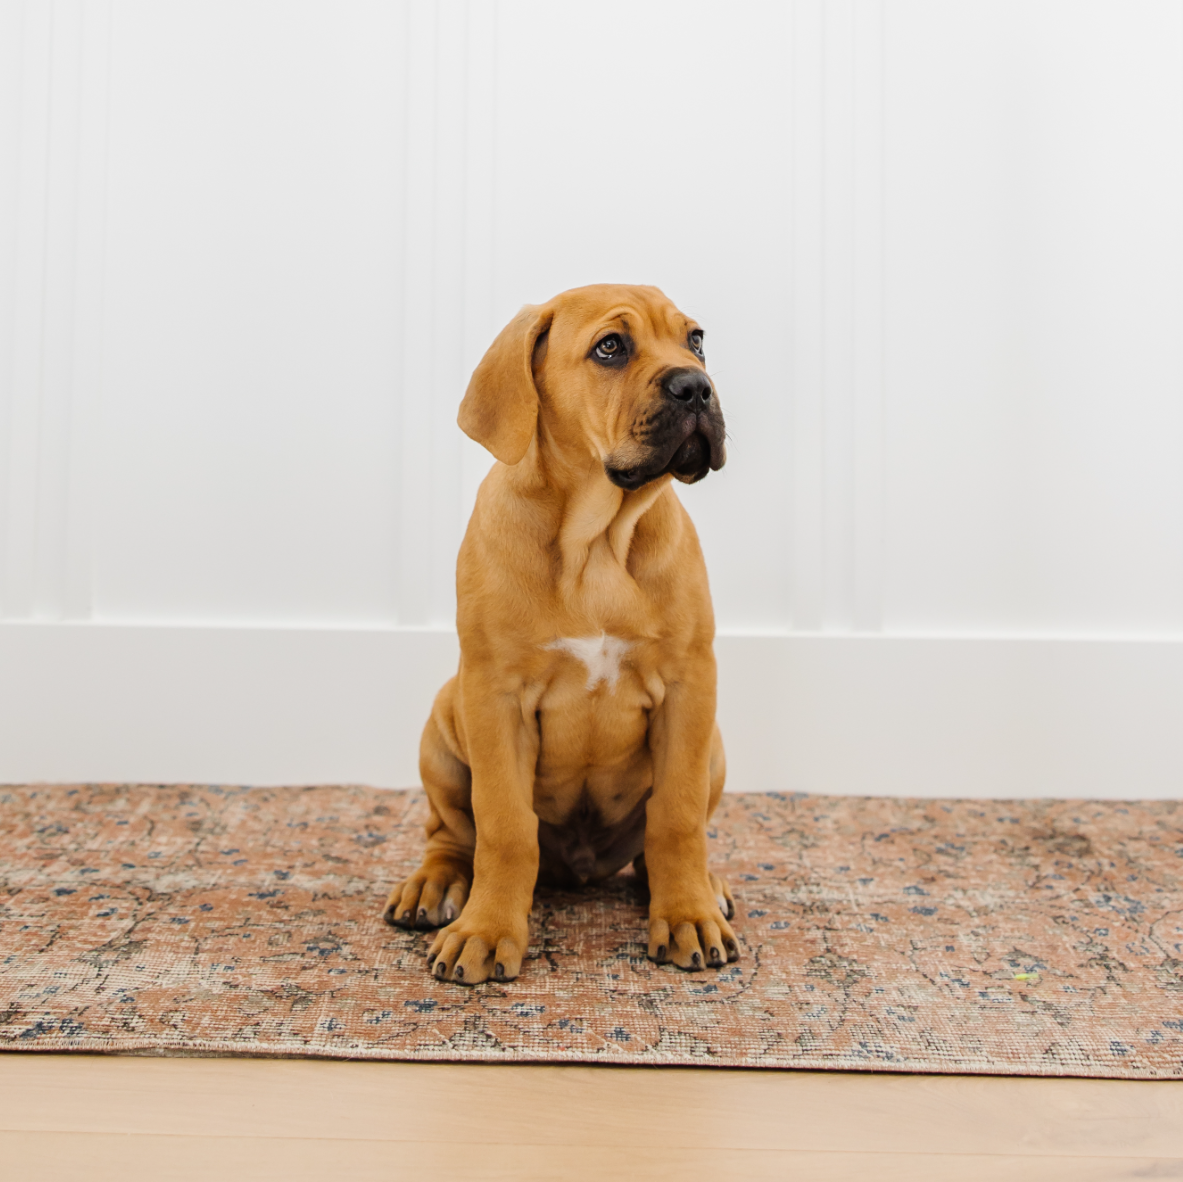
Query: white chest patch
545 633 632 691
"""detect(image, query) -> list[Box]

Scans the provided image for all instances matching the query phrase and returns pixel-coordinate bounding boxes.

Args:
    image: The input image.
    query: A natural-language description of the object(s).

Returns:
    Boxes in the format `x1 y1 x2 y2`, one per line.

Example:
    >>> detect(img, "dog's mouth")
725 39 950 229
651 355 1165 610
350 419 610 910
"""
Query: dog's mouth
606 415 725 492
667 431 711 482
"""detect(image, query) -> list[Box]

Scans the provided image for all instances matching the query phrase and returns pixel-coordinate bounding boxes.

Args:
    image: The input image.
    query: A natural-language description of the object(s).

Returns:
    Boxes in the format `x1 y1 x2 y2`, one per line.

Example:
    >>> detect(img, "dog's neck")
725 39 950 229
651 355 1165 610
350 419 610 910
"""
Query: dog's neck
556 468 670 602
514 433 673 609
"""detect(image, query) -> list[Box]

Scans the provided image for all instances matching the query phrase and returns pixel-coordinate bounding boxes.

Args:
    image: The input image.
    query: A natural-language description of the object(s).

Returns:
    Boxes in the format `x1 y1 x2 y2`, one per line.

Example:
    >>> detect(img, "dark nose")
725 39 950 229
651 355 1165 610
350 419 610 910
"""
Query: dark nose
662 367 713 408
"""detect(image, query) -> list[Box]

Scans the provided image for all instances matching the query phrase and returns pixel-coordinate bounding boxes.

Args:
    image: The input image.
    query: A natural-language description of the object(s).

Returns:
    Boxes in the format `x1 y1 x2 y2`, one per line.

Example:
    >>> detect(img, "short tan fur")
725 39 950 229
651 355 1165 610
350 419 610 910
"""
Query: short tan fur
384 284 737 984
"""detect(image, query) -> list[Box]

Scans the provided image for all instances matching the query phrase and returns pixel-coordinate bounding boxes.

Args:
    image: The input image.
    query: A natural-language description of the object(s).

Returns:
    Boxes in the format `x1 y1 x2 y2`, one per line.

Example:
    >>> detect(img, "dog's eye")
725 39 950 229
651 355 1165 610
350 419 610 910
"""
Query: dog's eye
689 330 705 358
593 334 626 364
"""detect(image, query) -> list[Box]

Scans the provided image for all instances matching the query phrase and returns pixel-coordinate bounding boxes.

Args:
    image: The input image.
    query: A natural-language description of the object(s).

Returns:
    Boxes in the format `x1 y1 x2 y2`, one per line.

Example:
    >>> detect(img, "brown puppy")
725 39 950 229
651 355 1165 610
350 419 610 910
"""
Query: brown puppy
383 284 737 984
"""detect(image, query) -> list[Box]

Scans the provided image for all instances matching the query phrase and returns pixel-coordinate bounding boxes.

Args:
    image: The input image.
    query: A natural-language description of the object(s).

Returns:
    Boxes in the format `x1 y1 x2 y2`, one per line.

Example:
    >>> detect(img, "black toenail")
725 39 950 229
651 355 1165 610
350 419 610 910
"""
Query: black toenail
494 963 505 980
691 951 702 968
711 947 721 961
434 961 446 977
401 910 412 923
417 908 427 923
454 965 464 980
656 944 667 961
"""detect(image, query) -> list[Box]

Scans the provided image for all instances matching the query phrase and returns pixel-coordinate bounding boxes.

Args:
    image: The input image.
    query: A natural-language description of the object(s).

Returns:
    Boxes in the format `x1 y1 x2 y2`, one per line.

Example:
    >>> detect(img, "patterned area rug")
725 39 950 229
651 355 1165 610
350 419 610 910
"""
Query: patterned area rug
1 783 1181 1077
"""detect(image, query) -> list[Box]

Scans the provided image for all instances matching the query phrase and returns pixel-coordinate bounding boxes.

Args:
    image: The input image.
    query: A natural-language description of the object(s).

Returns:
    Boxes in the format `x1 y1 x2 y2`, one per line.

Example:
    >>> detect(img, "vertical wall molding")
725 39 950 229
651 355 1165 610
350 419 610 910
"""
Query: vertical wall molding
396 0 496 628
790 0 885 634
62 0 111 620
458 0 497 543
0 0 109 623
0 0 20 617
395 3 436 627
821 0 857 632
790 0 824 632
1 0 52 620
851 0 885 632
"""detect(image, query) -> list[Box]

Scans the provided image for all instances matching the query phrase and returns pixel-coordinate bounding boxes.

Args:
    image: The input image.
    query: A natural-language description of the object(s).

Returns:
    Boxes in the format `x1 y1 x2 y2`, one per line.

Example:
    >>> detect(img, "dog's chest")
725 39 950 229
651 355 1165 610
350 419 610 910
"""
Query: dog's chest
544 633 631 690
537 632 655 716
533 632 657 807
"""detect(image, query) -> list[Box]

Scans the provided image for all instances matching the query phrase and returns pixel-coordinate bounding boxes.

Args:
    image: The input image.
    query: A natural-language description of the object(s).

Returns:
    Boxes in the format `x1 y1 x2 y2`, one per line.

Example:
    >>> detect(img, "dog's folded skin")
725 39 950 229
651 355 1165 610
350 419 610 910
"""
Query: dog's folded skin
383 284 739 984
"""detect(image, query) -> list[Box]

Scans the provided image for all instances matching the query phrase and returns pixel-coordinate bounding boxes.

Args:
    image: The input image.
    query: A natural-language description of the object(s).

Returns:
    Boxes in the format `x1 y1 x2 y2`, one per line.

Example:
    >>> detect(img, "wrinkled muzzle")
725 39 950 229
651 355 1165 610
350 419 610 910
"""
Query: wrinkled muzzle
606 370 727 490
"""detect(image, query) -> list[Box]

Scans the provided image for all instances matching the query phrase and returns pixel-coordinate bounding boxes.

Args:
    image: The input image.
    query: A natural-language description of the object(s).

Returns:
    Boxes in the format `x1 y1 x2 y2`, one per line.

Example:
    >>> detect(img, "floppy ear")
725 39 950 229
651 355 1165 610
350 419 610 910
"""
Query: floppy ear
458 304 553 466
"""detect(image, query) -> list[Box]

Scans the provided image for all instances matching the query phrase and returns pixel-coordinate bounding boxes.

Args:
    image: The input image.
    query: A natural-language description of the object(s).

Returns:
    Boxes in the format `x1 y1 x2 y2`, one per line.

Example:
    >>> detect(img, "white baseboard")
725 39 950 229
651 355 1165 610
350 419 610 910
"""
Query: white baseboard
1 623 1180 799
717 632 1183 800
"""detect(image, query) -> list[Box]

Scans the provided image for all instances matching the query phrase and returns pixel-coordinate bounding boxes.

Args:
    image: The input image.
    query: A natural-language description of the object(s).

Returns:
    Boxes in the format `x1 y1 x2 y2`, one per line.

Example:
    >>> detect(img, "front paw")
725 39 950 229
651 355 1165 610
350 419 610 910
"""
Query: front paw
427 910 529 985
648 893 740 971
383 857 470 929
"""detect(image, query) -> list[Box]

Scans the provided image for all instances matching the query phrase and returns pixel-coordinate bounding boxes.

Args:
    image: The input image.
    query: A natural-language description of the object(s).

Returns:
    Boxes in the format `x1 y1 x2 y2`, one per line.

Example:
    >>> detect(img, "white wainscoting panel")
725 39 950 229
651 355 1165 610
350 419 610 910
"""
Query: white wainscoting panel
883 2 1183 635
0 0 111 623
2 1 1182 796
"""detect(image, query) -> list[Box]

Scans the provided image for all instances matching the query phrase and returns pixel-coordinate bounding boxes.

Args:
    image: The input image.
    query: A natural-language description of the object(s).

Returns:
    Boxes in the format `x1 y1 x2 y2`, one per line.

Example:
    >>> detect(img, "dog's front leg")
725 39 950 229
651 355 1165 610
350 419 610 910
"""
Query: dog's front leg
645 665 740 971
427 672 538 985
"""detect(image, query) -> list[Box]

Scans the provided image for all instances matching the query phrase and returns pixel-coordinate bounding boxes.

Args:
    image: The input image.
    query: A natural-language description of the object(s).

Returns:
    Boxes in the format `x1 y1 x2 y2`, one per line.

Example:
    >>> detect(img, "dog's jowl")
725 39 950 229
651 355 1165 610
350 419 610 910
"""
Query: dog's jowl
384 284 738 984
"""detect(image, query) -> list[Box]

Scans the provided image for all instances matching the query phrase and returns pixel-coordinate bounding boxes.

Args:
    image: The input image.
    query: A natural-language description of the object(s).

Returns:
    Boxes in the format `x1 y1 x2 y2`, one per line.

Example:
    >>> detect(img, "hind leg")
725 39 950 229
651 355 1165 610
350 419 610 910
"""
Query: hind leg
383 678 475 930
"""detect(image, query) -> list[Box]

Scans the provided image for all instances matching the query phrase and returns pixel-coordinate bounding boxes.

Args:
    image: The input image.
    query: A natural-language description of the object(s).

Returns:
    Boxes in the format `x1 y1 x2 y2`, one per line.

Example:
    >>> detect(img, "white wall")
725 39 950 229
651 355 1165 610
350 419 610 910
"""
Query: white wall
2 1 1182 796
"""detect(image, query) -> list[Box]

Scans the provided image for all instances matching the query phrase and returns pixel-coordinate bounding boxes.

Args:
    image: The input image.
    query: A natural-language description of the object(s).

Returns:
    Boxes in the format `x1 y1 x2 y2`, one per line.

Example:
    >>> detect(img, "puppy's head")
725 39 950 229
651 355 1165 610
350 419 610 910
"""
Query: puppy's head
459 285 726 488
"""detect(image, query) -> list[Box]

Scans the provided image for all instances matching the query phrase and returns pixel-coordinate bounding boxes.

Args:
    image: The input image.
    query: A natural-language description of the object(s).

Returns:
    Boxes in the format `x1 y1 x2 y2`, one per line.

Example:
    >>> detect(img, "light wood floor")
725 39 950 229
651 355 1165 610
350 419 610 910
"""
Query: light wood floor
2 1053 1181 1180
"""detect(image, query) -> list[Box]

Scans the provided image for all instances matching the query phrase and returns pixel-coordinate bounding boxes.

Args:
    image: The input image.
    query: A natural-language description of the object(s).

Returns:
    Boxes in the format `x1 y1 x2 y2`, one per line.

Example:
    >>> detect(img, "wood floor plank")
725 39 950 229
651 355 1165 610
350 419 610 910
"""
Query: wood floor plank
1 1053 1181 1162
3 1130 1182 1182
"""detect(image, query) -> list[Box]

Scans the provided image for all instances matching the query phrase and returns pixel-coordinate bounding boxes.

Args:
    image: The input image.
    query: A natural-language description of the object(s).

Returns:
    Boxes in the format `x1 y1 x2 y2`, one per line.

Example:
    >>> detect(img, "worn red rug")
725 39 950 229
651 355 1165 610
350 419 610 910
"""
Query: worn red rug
1 783 1180 1077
